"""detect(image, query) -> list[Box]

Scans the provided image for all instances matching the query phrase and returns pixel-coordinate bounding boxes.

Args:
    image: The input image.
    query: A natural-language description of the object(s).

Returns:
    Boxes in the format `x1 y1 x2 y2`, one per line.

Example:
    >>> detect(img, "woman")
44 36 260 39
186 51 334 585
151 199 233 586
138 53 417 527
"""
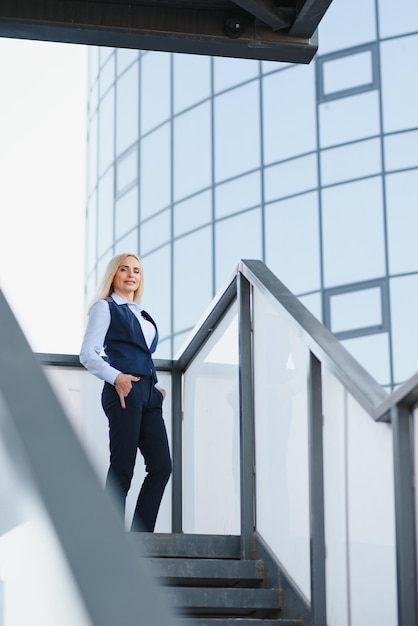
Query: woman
80 253 172 532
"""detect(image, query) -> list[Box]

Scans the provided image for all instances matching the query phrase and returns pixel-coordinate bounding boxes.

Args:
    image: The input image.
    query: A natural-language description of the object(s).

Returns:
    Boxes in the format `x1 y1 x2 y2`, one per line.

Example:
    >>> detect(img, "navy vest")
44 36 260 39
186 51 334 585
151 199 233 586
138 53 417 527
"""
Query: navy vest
103 299 159 382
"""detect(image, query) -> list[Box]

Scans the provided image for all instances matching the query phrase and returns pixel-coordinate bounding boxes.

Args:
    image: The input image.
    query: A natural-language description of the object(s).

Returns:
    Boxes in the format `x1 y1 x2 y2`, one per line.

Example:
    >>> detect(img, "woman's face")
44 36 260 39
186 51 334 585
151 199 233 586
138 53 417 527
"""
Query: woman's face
112 256 141 301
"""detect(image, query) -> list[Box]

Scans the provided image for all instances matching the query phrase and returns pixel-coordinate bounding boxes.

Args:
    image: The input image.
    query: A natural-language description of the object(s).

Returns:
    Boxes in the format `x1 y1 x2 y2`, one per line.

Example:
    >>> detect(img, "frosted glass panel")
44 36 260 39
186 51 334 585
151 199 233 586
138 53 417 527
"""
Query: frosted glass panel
253 289 311 600
182 304 240 534
322 368 397 626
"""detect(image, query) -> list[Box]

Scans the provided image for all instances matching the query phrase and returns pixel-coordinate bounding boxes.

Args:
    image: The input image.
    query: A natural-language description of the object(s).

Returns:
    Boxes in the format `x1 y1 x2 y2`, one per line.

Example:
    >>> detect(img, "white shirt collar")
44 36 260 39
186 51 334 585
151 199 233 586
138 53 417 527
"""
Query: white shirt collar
110 292 142 310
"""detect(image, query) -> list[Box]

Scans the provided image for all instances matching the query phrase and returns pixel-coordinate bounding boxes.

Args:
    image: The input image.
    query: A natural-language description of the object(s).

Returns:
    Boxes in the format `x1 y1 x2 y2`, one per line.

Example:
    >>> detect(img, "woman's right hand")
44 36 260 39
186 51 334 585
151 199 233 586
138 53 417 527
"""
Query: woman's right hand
114 373 141 409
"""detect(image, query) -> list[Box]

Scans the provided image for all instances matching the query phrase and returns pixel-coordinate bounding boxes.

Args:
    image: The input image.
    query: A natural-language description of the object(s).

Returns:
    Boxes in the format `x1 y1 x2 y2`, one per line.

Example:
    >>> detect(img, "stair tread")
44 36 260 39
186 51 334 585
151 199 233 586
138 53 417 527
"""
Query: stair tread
150 557 264 586
134 532 241 559
182 620 300 626
168 586 282 610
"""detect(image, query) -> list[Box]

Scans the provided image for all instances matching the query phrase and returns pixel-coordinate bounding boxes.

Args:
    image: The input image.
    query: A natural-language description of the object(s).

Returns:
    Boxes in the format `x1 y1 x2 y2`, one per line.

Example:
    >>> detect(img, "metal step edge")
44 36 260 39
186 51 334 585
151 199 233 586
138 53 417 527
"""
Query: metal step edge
149 557 265 586
166 586 283 611
181 620 301 626
133 533 241 559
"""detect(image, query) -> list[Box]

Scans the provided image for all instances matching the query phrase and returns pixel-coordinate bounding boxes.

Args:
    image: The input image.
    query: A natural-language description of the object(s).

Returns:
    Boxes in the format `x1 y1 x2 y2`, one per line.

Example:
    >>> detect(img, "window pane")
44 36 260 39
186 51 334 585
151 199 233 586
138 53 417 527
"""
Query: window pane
264 154 317 203
98 87 115 176
140 209 171 255
262 64 316 164
214 56 259 92
116 48 139 75
384 131 418 171
386 170 418 275
87 113 98 194
265 192 320 294
317 0 376 56
330 287 382 333
115 185 138 240
141 52 171 134
173 53 211 112
320 139 381 186
114 229 138 256
97 169 114 256
378 0 418 37
116 147 137 195
322 178 385 287
341 334 390 386
214 82 260 181
99 54 115 98
140 124 171 219
174 190 212 237
142 245 173 343
173 102 212 201
174 227 213 331
299 292 322 322
86 191 97 272
215 209 262 290
116 62 139 155
380 35 418 133
215 171 261 219
390 275 418 383
319 91 380 148
322 49 374 96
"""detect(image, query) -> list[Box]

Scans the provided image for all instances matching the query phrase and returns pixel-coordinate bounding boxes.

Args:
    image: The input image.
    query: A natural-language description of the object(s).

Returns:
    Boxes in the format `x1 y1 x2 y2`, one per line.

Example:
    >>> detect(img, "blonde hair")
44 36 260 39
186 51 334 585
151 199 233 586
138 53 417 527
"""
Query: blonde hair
91 253 144 308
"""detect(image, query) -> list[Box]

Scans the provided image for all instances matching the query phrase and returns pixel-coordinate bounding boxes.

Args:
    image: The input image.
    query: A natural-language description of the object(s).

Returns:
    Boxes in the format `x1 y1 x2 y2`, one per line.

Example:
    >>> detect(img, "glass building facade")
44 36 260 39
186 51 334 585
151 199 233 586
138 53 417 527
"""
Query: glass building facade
85 0 418 390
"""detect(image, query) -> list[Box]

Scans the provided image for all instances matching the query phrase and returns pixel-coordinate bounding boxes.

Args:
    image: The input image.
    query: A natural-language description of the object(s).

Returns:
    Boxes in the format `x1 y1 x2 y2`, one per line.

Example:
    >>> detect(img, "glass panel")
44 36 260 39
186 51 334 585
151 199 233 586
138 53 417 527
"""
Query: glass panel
173 53 211 112
380 35 418 133
86 191 97 272
115 185 138 240
215 171 261 219
116 147 137 195
322 368 397 626
173 227 213 332
386 170 418 275
141 52 171 134
97 169 114 257
214 82 260 182
87 113 98 194
89 80 99 119
116 48 139 75
0 399 92 626
298 292 322 322
99 54 115 98
378 0 418 37
330 287 382 333
322 49 373 96
99 46 113 67
265 192 321 294
173 102 212 201
384 130 418 171
253 288 311 600
174 190 212 237
322 178 385 287
262 64 316 164
88 47 99 84
340 334 391 386
140 124 171 219
214 56 258 92
116 62 139 156
142 245 172 344
215 209 262 291
317 0 376 56
264 154 318 202
182 303 240 534
98 87 115 176
414 407 418 581
140 209 171 255
390 275 418 383
114 229 138 256
320 139 381 186
319 91 380 148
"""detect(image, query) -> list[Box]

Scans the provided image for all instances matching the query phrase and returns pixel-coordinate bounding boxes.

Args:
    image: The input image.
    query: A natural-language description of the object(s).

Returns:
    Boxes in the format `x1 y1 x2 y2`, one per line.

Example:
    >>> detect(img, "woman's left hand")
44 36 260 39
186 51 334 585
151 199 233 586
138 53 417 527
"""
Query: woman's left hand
159 388 166 399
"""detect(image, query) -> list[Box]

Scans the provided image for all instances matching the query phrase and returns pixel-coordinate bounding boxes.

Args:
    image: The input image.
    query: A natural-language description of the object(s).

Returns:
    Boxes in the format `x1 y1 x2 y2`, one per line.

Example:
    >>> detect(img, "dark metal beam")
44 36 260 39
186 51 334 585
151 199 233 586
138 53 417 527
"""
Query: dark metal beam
231 0 293 31
0 0 319 63
289 0 333 38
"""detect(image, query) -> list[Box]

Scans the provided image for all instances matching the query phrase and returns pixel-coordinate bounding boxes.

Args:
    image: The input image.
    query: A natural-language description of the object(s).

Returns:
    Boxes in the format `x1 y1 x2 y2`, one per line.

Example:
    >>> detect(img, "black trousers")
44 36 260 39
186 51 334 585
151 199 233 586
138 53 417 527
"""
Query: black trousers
101 376 172 532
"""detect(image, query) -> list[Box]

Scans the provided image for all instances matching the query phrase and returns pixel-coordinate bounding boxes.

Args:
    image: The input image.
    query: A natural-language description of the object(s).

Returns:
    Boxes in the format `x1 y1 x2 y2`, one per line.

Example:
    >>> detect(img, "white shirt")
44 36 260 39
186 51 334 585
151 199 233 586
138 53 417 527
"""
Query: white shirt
79 293 156 385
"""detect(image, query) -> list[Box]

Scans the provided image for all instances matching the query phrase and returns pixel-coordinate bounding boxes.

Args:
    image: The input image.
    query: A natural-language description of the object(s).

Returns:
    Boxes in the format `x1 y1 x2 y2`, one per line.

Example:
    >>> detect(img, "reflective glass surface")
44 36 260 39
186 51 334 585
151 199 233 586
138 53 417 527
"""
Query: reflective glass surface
215 171 261 219
140 52 171 134
384 130 418 171
320 138 381 186
264 153 318 202
116 62 139 156
265 192 321 294
378 0 418 37
140 124 171 219
97 169 114 257
318 0 376 55
252 289 311 600
213 56 258 92
140 209 171 255
142 246 172 346
330 287 382 333
173 53 211 113
390 275 418 383
98 87 115 176
174 190 212 237
322 49 374 96
99 54 115 99
386 170 418 274
116 147 137 195
341 334 391 386
116 48 139 75
182 304 240 534
115 185 138 241
319 91 380 148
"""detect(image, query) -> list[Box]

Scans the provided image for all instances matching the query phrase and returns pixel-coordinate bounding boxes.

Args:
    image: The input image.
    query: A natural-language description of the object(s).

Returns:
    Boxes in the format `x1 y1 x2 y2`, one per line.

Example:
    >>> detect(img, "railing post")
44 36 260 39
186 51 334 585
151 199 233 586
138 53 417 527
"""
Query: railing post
237 272 255 560
391 403 418 626
171 367 183 533
307 352 327 626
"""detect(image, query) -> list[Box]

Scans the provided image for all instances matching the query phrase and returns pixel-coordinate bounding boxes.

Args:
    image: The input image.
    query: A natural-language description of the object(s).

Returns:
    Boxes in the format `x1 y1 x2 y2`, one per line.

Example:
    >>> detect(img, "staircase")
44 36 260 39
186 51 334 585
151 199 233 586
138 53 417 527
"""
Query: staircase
134 533 303 626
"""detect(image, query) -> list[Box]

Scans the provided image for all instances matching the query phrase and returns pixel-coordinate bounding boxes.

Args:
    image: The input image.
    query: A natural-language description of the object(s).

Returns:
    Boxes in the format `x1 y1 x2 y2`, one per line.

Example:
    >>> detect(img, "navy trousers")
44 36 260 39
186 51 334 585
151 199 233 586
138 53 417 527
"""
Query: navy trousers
101 376 172 532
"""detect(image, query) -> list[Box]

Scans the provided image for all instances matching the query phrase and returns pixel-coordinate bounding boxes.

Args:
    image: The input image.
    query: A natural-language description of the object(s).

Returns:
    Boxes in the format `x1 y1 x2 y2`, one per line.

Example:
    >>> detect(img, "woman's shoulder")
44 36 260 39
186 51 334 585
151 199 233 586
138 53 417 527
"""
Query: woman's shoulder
89 298 111 314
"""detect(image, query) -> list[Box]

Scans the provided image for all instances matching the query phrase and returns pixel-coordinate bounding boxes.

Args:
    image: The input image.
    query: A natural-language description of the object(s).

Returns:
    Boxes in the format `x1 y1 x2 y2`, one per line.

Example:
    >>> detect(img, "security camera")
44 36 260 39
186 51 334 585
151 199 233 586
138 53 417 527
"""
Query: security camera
224 16 245 39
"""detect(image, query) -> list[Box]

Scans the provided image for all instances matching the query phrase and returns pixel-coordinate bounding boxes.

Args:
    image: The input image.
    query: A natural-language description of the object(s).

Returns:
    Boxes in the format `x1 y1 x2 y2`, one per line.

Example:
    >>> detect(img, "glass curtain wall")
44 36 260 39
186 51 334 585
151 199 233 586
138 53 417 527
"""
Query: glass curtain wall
85 0 418 390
